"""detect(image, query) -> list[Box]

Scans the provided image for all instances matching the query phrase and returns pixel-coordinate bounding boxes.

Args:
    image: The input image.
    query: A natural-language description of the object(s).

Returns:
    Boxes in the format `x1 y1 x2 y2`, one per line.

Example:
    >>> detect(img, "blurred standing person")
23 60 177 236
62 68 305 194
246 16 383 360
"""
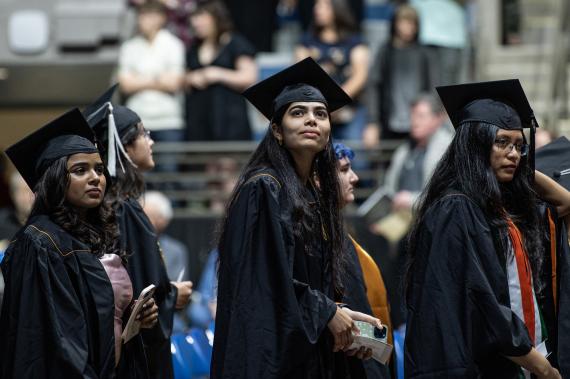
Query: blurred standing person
296 0 369 142
223 0 279 52
291 0 364 33
128 0 197 47
0 109 158 378
185 0 258 141
411 0 468 85
118 1 185 147
84 89 193 379
363 4 432 146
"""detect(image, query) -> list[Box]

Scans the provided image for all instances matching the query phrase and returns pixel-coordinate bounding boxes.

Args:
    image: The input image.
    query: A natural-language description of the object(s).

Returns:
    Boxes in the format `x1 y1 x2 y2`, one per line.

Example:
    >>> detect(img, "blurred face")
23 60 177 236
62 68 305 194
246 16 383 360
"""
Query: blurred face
314 0 335 27
410 101 443 144
126 124 155 172
138 10 166 38
394 17 417 43
490 129 525 183
142 202 167 234
66 153 106 209
190 10 217 40
273 102 331 156
337 157 359 207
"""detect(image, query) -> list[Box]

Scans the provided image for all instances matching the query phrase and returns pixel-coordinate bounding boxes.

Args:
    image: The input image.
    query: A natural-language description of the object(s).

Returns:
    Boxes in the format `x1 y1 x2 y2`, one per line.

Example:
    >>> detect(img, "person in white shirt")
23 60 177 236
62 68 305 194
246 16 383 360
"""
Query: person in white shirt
118 1 185 149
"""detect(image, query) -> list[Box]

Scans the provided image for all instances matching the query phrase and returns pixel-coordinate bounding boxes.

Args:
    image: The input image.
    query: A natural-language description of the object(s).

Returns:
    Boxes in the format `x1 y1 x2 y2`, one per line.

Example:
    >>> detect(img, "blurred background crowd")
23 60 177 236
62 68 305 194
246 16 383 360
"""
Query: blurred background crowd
0 0 569 376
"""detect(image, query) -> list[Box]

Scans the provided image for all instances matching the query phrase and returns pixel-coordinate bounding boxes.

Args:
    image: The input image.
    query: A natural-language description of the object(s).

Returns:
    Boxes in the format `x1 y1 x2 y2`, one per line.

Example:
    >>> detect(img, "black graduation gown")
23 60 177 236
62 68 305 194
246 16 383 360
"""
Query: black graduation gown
536 204 570 377
0 215 116 379
212 170 353 378
342 239 391 379
405 195 533 378
116 198 177 379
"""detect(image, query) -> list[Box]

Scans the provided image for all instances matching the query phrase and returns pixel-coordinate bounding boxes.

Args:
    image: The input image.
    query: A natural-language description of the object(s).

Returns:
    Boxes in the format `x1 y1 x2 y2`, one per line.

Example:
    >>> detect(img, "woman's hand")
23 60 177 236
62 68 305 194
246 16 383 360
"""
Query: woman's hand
537 367 562 379
138 298 159 329
327 306 358 352
343 308 383 330
346 346 374 360
172 280 193 309
507 347 562 379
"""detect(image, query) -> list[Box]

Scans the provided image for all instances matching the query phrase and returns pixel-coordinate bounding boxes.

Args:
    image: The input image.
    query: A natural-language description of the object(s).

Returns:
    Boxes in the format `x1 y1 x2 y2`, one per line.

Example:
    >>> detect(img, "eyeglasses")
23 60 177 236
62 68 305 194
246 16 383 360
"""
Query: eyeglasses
141 129 151 139
494 138 529 156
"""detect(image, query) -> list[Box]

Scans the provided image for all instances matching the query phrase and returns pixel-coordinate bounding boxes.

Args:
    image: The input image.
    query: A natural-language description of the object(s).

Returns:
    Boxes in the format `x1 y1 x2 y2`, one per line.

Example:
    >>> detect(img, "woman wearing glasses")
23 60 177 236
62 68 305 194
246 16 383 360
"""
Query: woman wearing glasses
84 92 193 379
404 81 568 378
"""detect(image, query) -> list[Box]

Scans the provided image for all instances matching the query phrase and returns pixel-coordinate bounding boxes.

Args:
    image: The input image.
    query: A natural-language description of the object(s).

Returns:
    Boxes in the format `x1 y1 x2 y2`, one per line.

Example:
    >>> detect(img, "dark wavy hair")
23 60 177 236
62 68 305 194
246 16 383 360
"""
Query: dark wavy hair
191 0 234 45
312 0 358 39
29 155 124 259
218 105 347 295
101 123 146 203
405 121 544 299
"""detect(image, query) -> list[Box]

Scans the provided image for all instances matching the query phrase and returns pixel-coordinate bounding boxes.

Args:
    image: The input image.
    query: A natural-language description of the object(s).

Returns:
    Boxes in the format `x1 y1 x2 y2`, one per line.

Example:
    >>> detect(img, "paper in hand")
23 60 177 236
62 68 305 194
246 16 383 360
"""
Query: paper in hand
121 284 156 343
349 320 393 365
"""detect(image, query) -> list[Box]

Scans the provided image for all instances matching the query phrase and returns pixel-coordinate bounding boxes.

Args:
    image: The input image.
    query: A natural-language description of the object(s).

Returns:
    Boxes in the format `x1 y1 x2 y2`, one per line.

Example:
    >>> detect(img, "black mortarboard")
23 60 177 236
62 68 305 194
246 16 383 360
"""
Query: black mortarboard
5 108 98 190
83 84 141 176
535 136 570 190
436 79 536 130
242 57 352 121
436 79 539 169
83 84 141 137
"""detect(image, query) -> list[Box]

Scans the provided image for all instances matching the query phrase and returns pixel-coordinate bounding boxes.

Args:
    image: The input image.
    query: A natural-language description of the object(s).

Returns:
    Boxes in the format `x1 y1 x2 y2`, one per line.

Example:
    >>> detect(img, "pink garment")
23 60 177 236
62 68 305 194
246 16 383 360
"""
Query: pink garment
99 253 133 365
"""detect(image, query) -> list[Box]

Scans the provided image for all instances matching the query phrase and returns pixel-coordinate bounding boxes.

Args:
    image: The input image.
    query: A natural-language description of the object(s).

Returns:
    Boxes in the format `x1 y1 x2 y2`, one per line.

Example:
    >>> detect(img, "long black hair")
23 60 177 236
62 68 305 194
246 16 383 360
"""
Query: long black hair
312 0 358 40
29 155 124 259
101 123 146 203
405 121 544 298
218 105 347 295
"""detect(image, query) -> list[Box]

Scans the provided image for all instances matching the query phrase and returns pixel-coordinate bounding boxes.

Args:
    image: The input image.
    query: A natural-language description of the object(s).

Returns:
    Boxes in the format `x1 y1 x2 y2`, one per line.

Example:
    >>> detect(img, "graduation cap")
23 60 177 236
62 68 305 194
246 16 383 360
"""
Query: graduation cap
4 108 98 190
242 57 352 121
535 136 570 190
83 84 140 177
436 79 539 169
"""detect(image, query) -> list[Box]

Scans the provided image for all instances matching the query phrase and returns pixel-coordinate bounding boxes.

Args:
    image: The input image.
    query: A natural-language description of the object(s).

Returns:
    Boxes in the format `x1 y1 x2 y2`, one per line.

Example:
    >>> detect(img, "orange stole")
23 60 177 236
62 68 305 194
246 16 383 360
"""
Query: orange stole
506 219 536 342
349 235 393 345
546 208 557 311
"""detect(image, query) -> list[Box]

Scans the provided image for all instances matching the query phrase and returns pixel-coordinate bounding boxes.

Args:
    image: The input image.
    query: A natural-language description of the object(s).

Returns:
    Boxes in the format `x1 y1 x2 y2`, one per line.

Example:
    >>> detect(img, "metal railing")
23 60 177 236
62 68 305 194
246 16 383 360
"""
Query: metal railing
145 140 404 217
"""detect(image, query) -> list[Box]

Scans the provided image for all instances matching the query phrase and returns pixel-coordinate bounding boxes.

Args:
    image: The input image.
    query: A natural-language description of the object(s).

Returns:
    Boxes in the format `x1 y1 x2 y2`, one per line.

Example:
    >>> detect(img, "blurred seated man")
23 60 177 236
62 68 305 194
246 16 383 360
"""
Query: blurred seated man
141 191 189 282
370 92 452 328
142 191 190 333
376 92 452 223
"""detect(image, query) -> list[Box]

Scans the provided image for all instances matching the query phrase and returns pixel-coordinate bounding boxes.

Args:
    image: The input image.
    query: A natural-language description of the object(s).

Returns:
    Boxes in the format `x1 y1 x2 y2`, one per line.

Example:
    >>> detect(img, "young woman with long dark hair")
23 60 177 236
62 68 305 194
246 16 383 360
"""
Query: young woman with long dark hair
295 0 369 142
404 81 564 378
0 109 158 378
184 0 257 141
84 92 193 379
211 58 380 379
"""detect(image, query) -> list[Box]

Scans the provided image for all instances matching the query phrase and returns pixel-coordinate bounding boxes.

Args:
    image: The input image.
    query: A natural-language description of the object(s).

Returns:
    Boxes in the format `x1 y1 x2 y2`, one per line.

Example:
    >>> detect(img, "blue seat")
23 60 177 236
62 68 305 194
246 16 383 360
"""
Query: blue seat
393 326 406 379
171 333 192 379
171 328 214 379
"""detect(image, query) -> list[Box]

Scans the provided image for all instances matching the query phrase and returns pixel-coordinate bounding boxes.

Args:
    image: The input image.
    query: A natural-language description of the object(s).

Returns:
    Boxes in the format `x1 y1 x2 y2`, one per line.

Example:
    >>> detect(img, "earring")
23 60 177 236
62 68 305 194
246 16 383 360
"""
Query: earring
277 138 283 146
